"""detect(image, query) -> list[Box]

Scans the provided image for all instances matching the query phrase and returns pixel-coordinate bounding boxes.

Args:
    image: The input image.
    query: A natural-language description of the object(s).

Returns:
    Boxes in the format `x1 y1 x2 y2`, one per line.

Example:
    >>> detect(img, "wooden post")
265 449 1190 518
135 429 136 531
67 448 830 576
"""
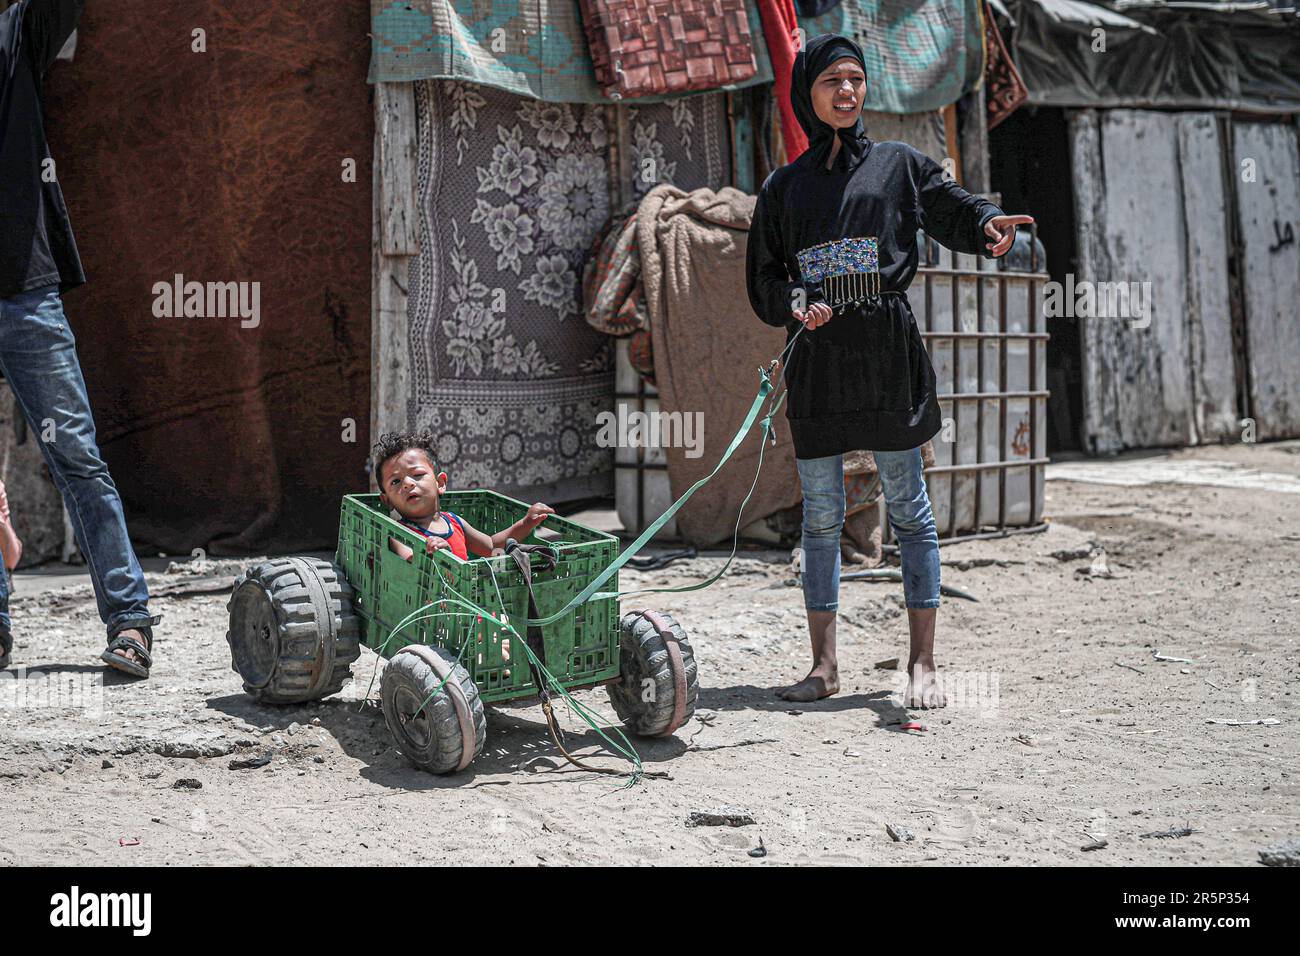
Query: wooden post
942 102 963 186
727 90 755 194
370 82 420 482
958 87 989 194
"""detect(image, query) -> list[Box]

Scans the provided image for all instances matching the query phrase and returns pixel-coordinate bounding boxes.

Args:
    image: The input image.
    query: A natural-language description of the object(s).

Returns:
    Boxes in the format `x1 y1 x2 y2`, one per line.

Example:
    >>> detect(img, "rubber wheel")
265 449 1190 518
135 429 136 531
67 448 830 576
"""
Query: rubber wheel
381 647 486 774
226 557 362 704
607 609 698 737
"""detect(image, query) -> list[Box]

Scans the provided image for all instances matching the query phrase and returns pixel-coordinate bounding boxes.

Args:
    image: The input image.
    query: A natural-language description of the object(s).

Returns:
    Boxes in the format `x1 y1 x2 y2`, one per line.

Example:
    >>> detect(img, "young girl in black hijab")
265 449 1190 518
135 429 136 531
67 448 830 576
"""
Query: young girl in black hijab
746 34 1034 706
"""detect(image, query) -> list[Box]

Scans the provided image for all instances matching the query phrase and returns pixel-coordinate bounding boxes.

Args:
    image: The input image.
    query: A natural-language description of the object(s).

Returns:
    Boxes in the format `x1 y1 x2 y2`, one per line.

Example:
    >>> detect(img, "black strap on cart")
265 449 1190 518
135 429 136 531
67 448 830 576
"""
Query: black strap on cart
504 538 669 780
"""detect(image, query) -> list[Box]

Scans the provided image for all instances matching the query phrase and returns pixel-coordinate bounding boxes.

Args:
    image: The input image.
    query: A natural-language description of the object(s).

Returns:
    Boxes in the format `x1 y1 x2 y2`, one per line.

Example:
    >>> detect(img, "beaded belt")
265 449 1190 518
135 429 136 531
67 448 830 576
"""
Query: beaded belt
796 236 889 310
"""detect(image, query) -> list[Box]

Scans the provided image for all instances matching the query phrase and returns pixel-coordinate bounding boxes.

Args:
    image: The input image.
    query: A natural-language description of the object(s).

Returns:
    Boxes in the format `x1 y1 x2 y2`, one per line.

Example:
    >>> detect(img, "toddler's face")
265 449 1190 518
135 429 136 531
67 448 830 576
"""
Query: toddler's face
378 450 447 521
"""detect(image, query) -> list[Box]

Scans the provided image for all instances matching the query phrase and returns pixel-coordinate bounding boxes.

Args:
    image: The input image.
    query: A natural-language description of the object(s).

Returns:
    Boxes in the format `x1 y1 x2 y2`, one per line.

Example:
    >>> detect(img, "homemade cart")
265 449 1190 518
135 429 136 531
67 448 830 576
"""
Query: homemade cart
225 490 698 774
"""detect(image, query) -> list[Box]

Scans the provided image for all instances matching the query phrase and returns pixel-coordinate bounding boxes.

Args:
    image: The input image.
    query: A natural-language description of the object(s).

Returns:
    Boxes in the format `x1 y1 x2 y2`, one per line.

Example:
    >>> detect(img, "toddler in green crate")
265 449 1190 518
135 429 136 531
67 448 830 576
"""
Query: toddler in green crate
372 431 555 562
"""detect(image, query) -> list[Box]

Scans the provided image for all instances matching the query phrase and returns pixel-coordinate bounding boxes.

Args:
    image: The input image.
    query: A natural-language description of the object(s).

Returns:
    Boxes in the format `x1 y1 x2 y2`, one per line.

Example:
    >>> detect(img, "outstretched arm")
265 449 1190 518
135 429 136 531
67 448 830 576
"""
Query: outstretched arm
488 503 555 553
22 0 85 75
912 147 1034 259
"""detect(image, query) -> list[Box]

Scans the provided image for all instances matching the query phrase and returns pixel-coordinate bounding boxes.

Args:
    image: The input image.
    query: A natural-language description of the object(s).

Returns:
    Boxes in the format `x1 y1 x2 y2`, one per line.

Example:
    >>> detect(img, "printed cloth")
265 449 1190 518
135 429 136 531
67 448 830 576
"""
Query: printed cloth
369 0 773 101
406 80 730 503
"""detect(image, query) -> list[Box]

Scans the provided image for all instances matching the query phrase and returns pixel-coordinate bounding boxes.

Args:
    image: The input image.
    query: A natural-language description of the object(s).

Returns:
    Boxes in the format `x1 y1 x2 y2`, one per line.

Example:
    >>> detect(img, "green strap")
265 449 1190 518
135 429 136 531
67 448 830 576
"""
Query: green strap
600 388 786 604
525 366 777 628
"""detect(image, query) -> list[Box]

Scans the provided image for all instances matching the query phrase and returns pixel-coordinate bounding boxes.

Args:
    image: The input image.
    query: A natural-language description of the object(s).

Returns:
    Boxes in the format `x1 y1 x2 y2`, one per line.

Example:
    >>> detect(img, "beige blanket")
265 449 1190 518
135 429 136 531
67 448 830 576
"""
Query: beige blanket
637 184 803 546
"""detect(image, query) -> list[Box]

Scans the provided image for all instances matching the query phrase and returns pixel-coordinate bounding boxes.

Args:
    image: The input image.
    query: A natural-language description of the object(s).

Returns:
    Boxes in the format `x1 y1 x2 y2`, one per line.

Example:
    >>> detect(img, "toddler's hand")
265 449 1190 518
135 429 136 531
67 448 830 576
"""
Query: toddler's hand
525 503 555 528
424 536 451 555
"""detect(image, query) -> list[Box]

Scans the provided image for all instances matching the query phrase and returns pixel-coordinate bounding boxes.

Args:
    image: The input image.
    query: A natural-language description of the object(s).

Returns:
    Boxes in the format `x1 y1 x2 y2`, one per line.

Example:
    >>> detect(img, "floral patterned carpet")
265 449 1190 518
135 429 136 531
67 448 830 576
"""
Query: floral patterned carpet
407 80 731 502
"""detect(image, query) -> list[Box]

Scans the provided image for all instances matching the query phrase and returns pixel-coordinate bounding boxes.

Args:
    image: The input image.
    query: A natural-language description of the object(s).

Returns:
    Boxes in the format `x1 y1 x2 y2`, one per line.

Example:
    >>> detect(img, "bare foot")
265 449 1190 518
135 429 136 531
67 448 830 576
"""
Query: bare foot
904 655 946 709
108 628 151 670
777 665 840 702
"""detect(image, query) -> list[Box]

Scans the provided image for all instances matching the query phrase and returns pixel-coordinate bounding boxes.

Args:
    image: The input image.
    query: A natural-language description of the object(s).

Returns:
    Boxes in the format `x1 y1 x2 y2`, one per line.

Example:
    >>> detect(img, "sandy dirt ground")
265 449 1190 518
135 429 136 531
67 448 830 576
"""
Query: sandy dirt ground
2 441 1297 866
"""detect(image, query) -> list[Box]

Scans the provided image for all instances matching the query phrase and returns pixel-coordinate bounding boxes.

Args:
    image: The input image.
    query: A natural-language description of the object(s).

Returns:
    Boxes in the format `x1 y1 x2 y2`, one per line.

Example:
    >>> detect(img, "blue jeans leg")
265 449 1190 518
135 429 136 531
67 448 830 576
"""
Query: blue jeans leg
795 453 845 612
874 447 940 609
0 286 152 635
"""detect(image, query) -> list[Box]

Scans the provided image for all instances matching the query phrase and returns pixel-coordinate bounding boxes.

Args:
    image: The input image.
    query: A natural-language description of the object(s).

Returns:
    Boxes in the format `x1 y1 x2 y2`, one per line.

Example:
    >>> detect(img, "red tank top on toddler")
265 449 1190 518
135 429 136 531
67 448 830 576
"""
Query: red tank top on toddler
402 511 469 560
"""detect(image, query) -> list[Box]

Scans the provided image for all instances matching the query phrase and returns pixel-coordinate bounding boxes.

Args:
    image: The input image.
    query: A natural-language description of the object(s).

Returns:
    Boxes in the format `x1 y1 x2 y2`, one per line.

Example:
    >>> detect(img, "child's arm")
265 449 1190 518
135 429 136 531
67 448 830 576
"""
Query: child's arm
0 481 22 571
490 503 556 551
459 503 556 558
458 517 497 558
387 534 452 562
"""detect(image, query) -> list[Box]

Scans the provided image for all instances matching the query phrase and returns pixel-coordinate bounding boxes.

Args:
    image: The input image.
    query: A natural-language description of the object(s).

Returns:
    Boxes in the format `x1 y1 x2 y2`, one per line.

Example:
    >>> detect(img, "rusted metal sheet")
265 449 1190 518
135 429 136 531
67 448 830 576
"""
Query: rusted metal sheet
1234 121 1300 440
40 1 374 554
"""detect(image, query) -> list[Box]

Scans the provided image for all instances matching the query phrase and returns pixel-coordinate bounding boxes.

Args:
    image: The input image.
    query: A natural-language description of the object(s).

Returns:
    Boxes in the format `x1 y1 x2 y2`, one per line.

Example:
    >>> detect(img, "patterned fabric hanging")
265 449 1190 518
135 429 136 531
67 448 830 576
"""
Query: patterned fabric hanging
983 0 1028 130
367 1 773 101
578 0 759 99
406 80 730 502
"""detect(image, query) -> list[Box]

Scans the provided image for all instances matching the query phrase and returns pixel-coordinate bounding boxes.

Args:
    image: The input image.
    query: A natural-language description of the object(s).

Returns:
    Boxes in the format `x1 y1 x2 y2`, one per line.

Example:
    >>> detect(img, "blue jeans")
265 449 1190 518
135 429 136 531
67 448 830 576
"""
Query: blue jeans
0 286 152 636
0 565 9 633
796 447 940 611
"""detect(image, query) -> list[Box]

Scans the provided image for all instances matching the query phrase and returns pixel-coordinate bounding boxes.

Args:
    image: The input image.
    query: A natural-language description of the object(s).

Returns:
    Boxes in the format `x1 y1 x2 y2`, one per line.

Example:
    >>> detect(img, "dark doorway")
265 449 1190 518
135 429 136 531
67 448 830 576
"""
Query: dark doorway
990 106 1083 453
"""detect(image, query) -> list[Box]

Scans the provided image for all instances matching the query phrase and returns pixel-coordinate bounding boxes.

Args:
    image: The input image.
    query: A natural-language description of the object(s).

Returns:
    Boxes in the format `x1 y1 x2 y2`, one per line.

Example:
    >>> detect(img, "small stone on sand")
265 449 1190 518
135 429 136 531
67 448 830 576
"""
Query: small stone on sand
686 806 756 828
886 823 915 842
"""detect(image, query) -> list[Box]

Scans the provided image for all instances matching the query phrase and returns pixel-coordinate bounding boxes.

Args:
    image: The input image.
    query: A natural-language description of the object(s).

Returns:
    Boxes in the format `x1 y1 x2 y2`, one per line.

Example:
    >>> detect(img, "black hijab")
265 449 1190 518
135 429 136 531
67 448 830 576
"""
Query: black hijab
791 33 871 174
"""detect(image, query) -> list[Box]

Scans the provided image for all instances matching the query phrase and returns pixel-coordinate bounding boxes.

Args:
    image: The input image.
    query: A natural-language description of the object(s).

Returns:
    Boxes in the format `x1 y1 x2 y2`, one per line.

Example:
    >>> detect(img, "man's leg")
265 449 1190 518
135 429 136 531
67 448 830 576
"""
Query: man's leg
874 447 944 708
780 453 845 702
0 287 155 670
0 564 11 669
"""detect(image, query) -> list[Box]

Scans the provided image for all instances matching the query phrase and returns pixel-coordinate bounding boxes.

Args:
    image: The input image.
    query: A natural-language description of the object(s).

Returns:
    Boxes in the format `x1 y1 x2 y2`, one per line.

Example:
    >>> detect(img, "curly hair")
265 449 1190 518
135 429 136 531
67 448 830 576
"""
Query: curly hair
371 430 438 485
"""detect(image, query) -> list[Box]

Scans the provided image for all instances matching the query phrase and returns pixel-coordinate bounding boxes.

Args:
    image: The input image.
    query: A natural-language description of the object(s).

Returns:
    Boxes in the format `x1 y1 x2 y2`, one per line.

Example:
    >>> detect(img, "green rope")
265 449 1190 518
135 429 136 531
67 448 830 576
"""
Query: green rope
522 328 805 627
610 388 787 604
356 604 479 709
482 559 648 786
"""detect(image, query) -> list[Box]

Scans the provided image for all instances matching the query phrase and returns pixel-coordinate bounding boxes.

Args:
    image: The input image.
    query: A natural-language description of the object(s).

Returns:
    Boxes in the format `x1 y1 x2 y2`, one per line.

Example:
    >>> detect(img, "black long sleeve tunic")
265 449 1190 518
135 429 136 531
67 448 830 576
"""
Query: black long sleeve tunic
746 138 1003 459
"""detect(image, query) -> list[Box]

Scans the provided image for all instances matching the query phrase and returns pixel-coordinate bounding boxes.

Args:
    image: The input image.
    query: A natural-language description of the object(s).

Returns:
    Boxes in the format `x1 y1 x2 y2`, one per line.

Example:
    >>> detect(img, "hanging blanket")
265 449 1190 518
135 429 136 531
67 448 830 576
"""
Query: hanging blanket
369 0 773 101
578 0 759 100
755 0 807 161
407 81 730 503
637 184 802 546
581 206 646 337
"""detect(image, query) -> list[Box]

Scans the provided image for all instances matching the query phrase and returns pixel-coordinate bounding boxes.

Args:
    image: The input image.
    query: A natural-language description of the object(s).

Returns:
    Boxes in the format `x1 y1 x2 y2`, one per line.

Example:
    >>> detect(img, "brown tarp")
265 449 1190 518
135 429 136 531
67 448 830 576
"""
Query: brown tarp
41 2 373 555
637 184 802 546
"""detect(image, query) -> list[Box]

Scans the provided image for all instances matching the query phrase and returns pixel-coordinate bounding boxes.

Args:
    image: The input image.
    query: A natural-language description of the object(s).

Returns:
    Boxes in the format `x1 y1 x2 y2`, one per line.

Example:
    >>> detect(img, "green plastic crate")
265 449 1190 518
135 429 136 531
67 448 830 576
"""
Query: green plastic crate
335 491 621 703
